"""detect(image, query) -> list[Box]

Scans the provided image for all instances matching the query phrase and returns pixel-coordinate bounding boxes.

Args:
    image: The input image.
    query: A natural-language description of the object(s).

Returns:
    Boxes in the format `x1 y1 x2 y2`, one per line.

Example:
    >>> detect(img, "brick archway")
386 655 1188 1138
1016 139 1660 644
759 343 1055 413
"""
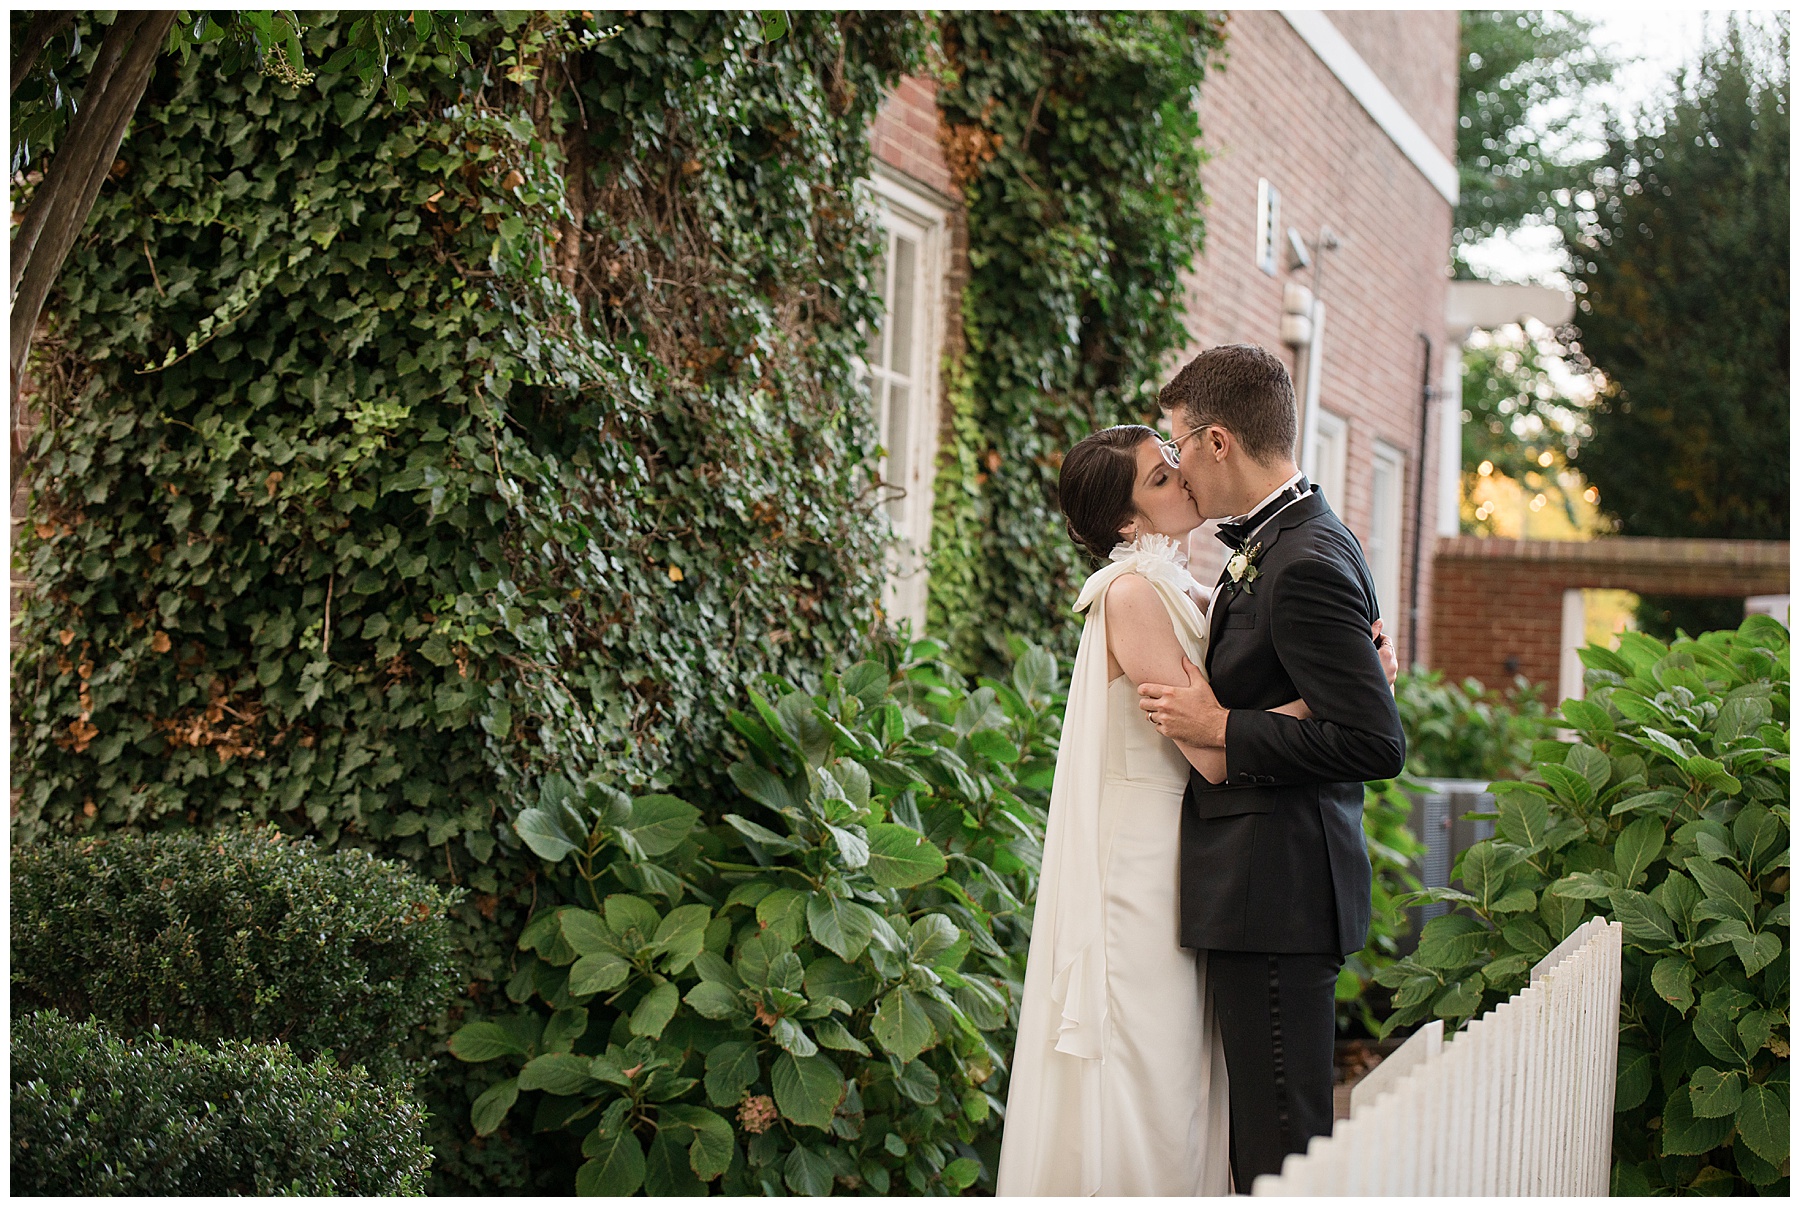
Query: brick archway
1432 536 1790 692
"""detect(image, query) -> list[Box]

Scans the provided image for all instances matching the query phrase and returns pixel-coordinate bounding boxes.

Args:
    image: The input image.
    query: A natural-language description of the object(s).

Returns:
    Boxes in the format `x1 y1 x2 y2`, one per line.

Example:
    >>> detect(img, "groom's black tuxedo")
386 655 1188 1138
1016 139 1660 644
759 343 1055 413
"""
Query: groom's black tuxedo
1180 484 1405 955
1181 480 1405 1189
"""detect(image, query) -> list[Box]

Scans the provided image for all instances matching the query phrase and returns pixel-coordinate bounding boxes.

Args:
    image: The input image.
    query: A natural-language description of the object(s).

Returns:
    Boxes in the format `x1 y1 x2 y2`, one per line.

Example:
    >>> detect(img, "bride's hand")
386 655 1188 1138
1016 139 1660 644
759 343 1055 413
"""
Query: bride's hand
1373 619 1398 689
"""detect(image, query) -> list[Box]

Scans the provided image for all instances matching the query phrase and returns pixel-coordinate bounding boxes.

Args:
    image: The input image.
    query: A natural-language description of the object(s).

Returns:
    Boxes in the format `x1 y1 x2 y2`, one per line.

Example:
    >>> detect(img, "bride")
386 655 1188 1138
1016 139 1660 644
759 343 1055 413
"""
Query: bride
996 424 1394 1196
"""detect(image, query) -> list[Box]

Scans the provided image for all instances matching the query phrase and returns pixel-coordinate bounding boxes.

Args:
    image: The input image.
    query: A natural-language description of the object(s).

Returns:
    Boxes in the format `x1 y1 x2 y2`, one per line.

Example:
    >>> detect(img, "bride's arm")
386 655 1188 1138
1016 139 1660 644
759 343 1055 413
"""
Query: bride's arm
1107 575 1226 779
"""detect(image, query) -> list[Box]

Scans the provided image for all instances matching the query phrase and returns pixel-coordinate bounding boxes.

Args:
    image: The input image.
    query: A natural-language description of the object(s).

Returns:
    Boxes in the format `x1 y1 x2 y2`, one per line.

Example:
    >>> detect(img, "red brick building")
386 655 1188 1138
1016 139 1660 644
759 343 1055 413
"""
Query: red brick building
864 12 1463 657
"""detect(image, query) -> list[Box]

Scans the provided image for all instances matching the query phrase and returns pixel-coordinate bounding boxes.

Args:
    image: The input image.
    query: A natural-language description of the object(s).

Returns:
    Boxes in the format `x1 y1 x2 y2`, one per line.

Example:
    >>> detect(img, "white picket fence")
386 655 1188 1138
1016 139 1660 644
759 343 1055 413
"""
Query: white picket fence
1254 916 1623 1196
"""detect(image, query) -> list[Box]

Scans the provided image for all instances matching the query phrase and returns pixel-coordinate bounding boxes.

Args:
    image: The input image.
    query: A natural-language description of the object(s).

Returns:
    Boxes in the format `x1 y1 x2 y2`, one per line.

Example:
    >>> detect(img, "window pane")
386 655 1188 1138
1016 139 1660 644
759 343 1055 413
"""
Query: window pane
885 383 911 527
868 233 891 370
889 235 917 378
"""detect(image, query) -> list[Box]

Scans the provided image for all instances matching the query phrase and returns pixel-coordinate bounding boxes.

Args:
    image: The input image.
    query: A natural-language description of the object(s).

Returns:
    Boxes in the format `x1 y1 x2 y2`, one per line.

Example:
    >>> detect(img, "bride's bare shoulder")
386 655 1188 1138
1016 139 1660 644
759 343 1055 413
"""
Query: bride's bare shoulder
1101 571 1174 633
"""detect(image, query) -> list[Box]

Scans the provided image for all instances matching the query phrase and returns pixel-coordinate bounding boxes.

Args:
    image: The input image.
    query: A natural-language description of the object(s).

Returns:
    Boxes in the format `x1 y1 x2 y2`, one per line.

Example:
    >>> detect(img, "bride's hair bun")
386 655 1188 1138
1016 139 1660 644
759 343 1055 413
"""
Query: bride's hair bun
1057 425 1158 561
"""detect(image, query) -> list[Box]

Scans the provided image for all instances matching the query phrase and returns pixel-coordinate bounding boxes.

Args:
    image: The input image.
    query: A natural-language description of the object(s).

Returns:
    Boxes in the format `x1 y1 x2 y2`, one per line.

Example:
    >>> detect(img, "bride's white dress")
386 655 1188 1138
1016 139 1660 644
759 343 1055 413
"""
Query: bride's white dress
997 535 1231 1196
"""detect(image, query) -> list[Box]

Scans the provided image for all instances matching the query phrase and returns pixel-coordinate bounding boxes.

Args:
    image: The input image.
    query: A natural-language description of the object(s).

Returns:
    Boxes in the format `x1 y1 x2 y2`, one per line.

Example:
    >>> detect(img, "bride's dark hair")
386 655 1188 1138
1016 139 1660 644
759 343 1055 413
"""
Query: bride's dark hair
1057 424 1158 560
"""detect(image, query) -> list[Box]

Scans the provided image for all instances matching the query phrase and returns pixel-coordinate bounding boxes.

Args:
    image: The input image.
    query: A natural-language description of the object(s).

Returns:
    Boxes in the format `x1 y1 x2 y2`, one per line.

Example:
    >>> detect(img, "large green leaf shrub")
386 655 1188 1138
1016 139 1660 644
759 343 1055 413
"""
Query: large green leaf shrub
1336 780 1427 1033
1378 617 1789 1195
12 1009 432 1195
925 12 1228 672
448 638 1062 1195
12 826 459 1079
1394 667 1552 781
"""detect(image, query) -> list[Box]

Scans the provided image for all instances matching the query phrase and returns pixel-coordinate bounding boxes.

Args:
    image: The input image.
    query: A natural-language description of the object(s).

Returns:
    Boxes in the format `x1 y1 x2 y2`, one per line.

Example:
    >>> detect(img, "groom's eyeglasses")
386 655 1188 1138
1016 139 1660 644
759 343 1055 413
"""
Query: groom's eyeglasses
1157 424 1212 469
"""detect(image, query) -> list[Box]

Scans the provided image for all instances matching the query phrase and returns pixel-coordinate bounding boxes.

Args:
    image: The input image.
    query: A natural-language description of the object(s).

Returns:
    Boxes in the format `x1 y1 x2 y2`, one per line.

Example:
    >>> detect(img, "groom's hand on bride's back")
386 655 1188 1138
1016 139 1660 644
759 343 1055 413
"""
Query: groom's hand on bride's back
1136 657 1226 748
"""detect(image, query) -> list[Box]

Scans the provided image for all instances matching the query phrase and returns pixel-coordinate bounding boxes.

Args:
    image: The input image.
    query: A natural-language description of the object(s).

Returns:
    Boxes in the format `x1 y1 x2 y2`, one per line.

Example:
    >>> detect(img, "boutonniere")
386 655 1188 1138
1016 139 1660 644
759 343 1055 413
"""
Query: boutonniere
1225 542 1263 594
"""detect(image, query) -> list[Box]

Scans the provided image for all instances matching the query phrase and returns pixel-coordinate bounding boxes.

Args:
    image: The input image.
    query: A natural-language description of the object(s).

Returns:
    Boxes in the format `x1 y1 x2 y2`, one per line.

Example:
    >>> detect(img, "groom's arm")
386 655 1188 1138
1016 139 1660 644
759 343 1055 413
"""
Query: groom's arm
1224 556 1405 785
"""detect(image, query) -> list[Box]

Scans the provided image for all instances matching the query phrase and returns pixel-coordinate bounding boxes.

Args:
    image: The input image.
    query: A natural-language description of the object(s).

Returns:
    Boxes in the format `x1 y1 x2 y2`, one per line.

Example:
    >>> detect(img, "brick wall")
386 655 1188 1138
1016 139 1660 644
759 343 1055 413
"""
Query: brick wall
869 75 960 204
1331 10 1460 158
1433 536 1792 690
1177 10 1460 666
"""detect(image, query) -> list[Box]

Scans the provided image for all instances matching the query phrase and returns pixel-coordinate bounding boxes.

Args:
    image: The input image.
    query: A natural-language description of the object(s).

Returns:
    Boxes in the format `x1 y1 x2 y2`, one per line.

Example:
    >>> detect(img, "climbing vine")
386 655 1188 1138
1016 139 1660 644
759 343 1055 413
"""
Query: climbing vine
927 11 1227 672
12 8 1234 1193
12 10 923 1191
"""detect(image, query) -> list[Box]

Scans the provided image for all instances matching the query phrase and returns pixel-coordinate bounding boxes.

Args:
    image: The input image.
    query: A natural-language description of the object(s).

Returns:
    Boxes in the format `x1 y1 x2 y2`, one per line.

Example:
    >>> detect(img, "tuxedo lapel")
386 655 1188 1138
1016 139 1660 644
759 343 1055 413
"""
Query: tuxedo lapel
1245 490 1328 564
1206 490 1330 668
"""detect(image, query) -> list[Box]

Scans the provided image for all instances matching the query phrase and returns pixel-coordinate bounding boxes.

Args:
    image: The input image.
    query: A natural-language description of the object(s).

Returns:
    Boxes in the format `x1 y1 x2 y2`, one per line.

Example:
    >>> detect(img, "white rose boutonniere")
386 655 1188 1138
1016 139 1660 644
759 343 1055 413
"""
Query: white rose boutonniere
1225 542 1263 594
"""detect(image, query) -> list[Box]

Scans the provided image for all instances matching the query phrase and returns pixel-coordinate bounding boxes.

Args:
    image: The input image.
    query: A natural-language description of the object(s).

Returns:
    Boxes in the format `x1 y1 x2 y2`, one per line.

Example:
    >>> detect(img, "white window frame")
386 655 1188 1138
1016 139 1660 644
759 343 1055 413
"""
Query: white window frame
864 167 951 633
1307 408 1349 513
1368 440 1405 623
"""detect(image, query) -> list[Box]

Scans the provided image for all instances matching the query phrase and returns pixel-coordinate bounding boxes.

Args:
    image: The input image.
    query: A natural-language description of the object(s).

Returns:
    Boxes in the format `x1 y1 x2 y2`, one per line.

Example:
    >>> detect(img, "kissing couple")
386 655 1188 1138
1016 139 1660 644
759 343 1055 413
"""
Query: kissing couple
995 344 1406 1195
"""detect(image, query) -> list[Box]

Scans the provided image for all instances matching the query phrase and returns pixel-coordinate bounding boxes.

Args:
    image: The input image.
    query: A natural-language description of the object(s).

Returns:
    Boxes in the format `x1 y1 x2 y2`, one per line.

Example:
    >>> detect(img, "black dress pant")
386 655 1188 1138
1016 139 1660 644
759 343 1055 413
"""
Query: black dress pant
1207 950 1343 1192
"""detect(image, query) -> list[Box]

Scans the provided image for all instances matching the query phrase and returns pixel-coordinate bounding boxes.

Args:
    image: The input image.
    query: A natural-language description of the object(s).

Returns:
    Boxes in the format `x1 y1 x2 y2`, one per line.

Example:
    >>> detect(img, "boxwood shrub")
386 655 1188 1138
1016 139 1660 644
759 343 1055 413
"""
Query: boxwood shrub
11 1009 431 1195
1385 616 1789 1195
12 827 460 1078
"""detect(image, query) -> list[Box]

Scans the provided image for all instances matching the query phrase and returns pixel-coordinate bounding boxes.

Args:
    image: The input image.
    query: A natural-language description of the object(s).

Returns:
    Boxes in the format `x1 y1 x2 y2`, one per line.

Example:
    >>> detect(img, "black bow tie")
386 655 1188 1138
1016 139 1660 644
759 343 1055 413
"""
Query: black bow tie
1214 478 1311 549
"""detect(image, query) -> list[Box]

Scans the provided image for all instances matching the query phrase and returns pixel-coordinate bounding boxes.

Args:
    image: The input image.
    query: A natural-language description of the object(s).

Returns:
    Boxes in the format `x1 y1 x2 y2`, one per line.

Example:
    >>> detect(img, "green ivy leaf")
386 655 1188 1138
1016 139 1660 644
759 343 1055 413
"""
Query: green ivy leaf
1564 743 1613 795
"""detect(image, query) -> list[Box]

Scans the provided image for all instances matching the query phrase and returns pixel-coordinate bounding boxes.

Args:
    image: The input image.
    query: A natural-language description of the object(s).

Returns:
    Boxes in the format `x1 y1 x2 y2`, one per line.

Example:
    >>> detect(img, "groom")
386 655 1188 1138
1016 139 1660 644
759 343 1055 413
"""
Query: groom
1137 344 1405 1189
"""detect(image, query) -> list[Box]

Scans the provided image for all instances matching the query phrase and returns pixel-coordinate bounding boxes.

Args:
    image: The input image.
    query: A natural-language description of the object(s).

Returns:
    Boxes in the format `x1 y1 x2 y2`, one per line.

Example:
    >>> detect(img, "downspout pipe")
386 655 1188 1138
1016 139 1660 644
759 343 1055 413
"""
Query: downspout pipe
1409 332 1433 670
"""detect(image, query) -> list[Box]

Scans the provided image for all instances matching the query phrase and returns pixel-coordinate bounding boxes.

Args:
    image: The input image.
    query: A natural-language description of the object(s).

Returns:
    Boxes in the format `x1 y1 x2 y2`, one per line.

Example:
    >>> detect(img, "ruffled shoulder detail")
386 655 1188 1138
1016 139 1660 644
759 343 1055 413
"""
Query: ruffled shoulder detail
1074 532 1199 614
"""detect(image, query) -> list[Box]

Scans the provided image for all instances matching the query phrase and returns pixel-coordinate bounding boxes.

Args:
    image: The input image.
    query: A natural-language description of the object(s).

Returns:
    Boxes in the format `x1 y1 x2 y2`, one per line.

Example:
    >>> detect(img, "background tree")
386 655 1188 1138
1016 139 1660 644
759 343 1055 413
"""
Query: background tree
1459 329 1595 534
8 11 472 449
1454 10 1617 278
1568 17 1789 637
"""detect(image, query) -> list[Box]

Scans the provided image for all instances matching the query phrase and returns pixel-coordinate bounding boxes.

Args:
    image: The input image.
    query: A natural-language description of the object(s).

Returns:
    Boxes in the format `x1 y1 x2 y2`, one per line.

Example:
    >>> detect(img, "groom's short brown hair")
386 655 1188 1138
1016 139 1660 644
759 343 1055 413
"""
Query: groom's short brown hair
1158 344 1298 465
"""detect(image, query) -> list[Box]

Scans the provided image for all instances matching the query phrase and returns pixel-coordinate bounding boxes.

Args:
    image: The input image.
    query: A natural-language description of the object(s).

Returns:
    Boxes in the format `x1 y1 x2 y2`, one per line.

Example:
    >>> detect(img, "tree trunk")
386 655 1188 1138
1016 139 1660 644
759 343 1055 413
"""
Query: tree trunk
11 12 76 95
10 11 176 451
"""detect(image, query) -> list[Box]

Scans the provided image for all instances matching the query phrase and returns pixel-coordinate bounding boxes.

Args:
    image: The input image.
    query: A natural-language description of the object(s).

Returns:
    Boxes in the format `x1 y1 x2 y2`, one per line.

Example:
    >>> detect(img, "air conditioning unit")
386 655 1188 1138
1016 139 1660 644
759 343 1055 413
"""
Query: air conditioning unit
1402 778 1496 950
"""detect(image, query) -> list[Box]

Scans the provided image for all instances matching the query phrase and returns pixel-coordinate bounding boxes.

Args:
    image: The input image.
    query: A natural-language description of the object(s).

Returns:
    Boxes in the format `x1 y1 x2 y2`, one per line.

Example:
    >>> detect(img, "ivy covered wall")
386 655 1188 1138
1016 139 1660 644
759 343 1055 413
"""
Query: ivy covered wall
927 12 1227 672
13 11 923 1191
12 9 1226 1194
